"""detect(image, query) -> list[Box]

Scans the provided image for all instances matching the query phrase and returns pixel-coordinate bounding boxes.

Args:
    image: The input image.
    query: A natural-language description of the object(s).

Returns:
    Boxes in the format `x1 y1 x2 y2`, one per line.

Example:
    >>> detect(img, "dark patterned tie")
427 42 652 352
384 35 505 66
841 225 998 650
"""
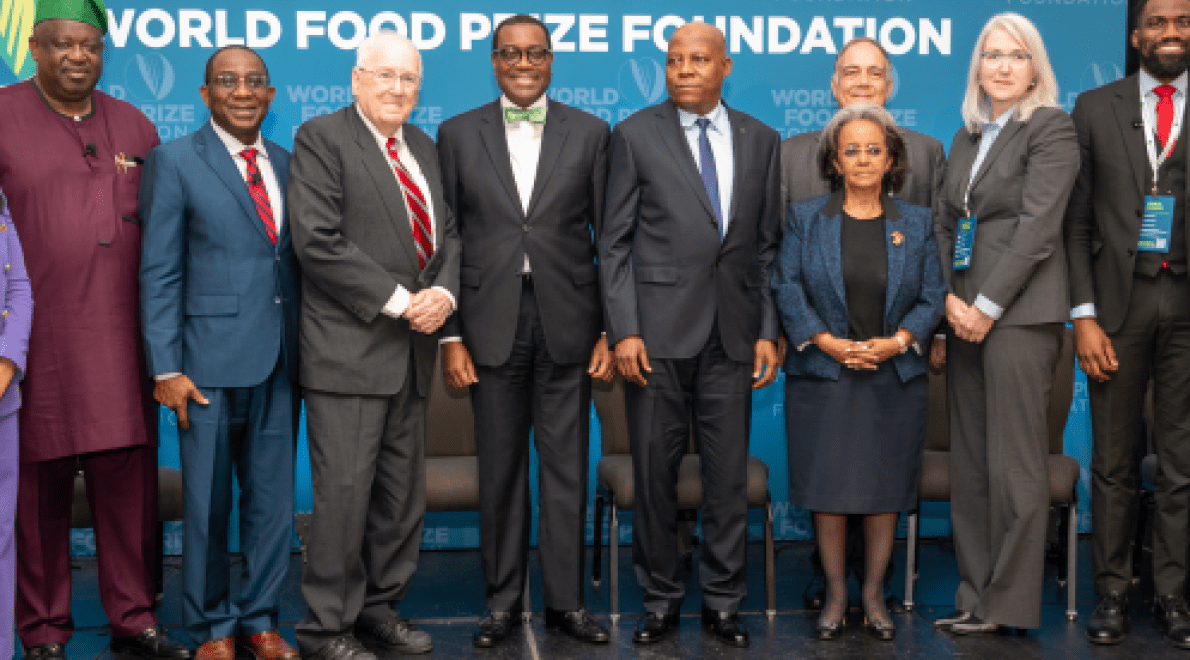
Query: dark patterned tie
696 117 724 240
240 149 277 244
386 137 434 269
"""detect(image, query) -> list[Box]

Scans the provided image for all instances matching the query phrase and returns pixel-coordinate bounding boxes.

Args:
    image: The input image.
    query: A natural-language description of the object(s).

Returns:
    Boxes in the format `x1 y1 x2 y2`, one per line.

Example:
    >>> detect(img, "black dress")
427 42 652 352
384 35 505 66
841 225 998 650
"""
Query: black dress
785 212 929 513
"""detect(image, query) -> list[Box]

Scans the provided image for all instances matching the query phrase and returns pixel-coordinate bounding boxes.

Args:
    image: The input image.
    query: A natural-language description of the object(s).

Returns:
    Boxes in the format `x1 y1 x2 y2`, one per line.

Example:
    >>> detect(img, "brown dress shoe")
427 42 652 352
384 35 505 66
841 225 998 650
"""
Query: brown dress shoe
195 638 235 660
237 631 300 660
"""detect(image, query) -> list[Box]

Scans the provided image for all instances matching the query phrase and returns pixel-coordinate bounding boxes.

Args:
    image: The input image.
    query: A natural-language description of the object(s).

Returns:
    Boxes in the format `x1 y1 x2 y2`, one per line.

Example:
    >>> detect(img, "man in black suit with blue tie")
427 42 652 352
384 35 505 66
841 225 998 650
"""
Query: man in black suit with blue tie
599 21 782 648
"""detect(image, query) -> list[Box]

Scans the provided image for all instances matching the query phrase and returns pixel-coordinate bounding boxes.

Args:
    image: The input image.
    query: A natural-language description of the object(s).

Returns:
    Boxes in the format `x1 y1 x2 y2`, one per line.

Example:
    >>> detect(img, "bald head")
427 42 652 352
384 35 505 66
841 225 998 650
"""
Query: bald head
665 22 732 115
670 22 726 55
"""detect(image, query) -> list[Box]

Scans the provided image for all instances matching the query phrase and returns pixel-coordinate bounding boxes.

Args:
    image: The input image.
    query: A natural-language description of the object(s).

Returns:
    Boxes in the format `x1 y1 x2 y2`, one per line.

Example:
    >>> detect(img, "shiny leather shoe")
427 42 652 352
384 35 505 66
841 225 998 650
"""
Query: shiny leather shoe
195 639 235 660
803 575 826 610
472 611 520 648
544 608 609 644
356 614 432 654
950 616 1000 635
865 617 896 641
111 626 194 659
701 608 749 648
24 643 66 660
301 635 375 660
1086 592 1129 645
1154 595 1190 649
237 631 299 660
632 612 680 644
814 614 845 640
932 610 973 629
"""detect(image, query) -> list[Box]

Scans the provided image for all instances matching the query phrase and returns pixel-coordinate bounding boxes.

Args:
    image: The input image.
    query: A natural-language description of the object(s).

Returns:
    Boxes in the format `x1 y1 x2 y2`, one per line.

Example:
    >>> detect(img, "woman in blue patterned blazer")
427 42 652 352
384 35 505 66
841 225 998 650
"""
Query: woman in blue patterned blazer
772 104 945 642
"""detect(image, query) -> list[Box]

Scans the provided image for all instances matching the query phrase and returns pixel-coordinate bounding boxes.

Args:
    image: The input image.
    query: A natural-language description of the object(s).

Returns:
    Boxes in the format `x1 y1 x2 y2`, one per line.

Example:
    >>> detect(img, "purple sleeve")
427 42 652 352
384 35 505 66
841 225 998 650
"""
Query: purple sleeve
0 203 32 379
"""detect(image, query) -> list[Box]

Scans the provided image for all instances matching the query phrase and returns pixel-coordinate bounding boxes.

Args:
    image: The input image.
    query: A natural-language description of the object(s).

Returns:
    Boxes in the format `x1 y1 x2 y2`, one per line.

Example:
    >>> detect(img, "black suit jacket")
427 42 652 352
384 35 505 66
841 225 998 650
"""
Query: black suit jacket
599 100 781 363
288 106 461 397
1065 73 1190 334
437 99 608 366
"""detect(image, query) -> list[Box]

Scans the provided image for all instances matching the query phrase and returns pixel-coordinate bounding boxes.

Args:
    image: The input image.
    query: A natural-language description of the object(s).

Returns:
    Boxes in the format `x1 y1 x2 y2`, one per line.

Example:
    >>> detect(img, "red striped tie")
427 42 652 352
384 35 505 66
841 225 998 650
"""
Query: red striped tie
240 149 277 244
386 137 434 269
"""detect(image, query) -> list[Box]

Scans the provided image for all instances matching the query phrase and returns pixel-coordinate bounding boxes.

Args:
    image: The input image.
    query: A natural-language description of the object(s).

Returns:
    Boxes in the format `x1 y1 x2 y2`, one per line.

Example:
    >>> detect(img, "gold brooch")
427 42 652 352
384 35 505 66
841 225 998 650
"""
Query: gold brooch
891 231 904 246
115 153 138 174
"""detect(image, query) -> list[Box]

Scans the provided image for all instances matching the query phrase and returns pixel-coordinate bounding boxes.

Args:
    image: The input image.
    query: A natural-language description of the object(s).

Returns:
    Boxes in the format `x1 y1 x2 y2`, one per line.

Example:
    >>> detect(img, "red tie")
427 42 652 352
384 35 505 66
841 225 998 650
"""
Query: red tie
240 149 277 244
386 137 433 269
1155 84 1177 150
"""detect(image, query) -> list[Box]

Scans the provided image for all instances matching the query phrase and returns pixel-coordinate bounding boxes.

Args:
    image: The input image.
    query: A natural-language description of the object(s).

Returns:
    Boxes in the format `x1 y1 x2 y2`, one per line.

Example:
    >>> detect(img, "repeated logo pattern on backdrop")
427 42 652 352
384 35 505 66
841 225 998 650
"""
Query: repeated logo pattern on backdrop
0 0 1121 553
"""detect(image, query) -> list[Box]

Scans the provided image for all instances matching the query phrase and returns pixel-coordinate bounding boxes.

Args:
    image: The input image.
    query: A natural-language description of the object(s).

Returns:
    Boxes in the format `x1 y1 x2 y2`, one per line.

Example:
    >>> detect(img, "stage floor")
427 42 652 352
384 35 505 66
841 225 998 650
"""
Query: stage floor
18 538 1180 659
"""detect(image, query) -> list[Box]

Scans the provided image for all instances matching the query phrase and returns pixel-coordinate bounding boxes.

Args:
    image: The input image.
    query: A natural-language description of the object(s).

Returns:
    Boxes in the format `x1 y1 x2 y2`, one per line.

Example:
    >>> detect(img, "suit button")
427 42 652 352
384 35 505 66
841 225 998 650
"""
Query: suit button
3 265 10 273
1128 248 1136 256
274 297 281 304
275 255 281 261
523 224 529 232
1137 210 1143 218
2 310 8 318
1 225 7 232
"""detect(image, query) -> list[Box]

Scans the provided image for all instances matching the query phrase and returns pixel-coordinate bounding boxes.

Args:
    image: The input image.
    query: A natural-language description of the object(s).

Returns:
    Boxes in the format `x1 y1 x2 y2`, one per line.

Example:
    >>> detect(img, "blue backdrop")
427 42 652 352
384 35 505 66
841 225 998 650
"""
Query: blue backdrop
0 0 1122 555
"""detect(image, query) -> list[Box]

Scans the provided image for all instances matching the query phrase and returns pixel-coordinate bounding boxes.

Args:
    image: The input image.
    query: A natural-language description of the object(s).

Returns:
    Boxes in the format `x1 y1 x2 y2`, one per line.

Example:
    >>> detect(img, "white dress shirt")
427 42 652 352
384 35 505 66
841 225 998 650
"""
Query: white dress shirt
677 102 734 228
354 104 455 318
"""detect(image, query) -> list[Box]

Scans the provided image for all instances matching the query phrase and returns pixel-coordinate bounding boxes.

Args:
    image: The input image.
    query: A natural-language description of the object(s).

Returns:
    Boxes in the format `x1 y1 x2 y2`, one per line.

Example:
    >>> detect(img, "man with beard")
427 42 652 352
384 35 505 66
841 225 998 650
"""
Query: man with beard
0 2 190 659
1066 0 1190 648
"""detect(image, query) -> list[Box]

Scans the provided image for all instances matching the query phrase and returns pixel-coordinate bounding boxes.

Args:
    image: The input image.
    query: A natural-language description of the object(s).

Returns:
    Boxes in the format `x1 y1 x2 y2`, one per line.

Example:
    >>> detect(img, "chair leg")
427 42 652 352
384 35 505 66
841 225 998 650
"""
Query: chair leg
1057 505 1069 587
610 504 620 623
764 498 776 619
593 493 605 586
904 510 918 611
1067 501 1078 621
522 571 532 622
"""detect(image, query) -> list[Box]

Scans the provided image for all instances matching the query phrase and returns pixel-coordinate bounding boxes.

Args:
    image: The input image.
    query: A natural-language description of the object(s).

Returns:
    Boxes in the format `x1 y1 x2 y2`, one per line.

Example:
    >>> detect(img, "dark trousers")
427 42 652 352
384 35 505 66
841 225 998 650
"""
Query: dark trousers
1091 271 1190 596
16 445 159 644
626 326 752 615
948 324 1061 630
180 363 299 642
295 363 426 655
471 282 590 613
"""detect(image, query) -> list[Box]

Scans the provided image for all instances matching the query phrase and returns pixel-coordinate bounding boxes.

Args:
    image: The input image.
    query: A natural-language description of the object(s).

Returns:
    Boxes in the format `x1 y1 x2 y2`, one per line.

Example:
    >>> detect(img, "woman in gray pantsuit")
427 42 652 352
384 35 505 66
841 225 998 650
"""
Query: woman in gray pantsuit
932 12 1079 634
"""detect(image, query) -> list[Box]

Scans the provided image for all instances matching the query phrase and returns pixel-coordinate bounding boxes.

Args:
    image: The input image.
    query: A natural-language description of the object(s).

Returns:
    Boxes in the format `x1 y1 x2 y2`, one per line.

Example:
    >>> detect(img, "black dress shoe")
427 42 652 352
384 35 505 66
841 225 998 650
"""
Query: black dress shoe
356 614 432 654
950 617 1000 635
301 636 375 660
544 609 609 644
701 608 749 648
1086 591 1129 645
632 612 680 644
24 643 66 660
932 610 973 629
1154 595 1190 649
111 626 194 659
472 611 520 648
803 575 826 610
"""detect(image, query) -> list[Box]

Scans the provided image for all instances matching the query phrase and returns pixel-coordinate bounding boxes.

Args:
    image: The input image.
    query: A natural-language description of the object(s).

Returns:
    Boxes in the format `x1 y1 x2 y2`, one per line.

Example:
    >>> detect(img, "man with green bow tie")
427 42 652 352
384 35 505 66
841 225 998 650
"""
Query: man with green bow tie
435 13 613 649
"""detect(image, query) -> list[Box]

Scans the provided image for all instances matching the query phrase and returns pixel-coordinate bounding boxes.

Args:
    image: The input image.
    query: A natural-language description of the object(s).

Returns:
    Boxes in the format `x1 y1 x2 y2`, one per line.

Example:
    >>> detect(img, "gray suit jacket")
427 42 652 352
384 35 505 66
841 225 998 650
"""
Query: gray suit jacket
599 100 781 363
780 127 947 218
937 106 1078 326
437 99 608 366
1065 73 1190 334
288 106 461 397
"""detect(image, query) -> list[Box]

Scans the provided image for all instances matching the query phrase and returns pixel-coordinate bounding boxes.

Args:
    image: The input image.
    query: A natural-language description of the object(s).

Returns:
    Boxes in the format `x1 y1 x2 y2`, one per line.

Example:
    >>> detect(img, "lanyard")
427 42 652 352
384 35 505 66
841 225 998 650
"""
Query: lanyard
1143 92 1184 194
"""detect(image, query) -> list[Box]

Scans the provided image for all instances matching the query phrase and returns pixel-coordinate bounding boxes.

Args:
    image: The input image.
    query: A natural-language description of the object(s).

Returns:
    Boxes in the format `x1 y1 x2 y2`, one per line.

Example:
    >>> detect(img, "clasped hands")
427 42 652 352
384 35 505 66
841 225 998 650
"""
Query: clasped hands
812 332 903 370
946 293 994 344
404 288 452 334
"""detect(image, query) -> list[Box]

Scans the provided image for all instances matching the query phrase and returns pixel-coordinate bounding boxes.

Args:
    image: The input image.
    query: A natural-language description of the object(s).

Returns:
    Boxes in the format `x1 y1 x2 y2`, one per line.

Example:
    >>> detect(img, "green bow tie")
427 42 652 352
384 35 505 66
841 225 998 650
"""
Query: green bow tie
503 106 547 124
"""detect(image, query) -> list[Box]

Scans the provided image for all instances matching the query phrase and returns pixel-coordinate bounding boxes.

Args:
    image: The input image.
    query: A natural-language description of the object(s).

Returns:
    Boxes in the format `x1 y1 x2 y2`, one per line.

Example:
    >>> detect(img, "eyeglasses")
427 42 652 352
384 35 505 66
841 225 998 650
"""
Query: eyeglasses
492 46 552 65
841 145 885 158
980 51 1032 66
357 68 421 89
210 73 270 91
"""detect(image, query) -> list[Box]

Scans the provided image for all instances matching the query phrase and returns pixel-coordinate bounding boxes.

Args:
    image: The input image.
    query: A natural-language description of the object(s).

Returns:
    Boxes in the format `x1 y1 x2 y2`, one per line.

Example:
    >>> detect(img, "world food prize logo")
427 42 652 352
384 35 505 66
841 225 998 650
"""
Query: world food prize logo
619 58 666 106
0 0 37 80
1082 61 1122 93
125 53 175 103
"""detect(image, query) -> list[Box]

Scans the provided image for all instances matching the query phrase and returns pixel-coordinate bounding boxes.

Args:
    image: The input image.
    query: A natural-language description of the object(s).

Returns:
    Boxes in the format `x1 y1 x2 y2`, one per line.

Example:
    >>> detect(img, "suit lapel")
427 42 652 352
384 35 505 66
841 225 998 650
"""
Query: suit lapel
195 124 274 246
525 100 569 218
479 103 526 219
725 107 745 232
263 141 289 247
1113 75 1152 198
654 101 719 228
881 198 905 322
348 109 419 268
819 194 847 308
969 121 1024 194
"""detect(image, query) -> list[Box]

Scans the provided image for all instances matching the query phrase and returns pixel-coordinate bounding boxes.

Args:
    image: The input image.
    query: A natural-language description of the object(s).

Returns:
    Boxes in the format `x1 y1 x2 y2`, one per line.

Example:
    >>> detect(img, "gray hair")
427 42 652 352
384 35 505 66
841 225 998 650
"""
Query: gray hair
830 36 893 83
817 103 908 192
960 12 1059 132
355 29 422 73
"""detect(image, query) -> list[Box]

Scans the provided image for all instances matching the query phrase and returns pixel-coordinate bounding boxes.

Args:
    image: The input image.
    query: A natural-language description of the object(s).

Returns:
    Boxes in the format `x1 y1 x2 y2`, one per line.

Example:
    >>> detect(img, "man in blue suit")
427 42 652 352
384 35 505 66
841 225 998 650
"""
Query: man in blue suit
139 46 301 660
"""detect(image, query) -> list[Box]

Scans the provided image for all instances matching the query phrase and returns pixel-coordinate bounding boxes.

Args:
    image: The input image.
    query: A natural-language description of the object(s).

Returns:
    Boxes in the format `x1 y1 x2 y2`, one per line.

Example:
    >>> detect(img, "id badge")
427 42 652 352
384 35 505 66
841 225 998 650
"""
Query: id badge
953 215 977 271
1139 195 1175 252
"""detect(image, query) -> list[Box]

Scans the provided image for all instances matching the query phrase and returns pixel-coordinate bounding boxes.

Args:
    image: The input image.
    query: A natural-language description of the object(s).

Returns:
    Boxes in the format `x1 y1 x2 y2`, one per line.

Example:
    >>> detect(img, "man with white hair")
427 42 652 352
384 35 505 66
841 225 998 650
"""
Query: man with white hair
288 31 460 660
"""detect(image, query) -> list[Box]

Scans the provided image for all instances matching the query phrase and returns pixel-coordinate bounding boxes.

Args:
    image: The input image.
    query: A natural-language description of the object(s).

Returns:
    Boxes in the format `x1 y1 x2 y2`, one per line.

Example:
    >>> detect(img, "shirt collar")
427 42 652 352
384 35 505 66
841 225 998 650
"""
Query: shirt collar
210 120 267 159
677 101 728 133
982 103 1016 135
500 94 548 111
355 103 405 148
1139 67 1189 98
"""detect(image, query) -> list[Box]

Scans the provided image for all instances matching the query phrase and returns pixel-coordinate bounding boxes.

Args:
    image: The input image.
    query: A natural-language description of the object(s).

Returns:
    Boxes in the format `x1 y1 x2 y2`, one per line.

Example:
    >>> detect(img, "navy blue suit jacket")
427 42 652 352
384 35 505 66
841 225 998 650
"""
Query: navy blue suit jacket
772 192 945 382
139 123 300 388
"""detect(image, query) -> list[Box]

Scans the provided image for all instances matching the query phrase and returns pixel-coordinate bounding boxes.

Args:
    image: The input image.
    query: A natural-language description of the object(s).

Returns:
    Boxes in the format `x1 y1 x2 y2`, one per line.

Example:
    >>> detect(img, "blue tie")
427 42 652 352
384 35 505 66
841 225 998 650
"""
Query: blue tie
696 117 724 240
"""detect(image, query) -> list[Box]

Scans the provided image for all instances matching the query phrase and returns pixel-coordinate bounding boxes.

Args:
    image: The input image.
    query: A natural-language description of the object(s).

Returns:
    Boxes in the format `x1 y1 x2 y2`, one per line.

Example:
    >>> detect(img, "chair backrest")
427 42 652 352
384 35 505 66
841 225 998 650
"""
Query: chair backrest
424 351 476 457
925 370 949 452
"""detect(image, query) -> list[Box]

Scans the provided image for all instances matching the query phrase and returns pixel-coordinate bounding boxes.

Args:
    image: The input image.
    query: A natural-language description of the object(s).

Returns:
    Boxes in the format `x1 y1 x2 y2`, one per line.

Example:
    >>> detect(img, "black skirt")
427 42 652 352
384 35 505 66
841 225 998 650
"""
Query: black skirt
785 363 928 514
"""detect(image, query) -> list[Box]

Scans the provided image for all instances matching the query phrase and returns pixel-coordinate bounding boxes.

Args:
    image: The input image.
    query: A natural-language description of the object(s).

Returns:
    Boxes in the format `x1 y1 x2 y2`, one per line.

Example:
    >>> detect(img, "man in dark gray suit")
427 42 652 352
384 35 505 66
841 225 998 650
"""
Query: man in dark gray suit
435 14 612 648
600 21 781 648
288 31 460 660
1067 0 1190 648
780 36 946 612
